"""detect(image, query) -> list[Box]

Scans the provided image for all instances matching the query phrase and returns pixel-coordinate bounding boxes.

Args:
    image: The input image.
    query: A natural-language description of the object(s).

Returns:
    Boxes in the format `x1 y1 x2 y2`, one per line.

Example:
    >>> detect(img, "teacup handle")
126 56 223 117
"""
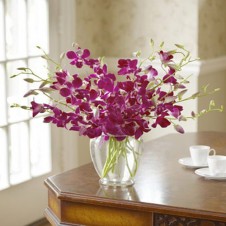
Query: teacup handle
209 149 216 156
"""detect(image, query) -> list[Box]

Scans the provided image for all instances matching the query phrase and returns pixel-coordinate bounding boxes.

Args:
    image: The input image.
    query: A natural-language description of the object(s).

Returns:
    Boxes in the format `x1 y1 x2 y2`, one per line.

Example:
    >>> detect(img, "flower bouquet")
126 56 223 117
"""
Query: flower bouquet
12 40 223 186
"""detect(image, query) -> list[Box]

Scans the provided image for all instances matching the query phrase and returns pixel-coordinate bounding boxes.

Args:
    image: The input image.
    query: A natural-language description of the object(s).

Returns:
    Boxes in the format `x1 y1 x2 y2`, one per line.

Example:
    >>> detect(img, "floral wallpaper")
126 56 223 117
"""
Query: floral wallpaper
76 0 198 58
101 0 198 58
199 0 226 59
76 0 226 59
76 0 105 57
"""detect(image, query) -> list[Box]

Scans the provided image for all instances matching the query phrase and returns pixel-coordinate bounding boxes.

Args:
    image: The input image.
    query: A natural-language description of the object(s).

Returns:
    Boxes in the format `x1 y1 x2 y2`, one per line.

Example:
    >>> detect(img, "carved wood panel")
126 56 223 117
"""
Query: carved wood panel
154 213 226 226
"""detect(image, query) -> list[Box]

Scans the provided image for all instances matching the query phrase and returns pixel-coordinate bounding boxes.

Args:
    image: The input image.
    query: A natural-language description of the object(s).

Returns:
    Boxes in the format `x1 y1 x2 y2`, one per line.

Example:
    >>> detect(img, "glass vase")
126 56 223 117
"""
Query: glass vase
90 135 143 187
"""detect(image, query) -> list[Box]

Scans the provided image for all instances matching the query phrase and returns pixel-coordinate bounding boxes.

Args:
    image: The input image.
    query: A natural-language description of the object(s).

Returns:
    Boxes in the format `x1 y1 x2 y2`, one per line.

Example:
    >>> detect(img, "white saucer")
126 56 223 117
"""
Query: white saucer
195 168 226 180
178 157 208 168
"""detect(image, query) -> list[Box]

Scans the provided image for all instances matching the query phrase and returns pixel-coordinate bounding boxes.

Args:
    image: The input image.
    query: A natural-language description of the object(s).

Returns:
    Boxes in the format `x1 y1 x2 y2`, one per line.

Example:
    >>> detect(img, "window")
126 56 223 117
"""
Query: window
0 0 51 190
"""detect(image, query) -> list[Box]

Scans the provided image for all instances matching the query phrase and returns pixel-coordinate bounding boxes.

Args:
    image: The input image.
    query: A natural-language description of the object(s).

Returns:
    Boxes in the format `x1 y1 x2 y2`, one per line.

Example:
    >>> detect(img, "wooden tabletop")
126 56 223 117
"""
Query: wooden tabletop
45 131 226 223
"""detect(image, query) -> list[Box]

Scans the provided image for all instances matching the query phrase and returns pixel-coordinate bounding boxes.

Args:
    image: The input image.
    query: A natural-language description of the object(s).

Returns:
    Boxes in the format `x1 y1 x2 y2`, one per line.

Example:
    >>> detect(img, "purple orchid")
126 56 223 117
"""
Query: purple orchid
23 43 211 140
159 50 174 64
31 101 46 117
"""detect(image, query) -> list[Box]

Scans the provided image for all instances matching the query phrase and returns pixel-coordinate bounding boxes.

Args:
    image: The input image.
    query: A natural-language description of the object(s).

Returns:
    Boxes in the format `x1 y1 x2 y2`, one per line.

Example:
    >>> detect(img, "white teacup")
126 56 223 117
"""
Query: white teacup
207 155 226 176
190 145 215 166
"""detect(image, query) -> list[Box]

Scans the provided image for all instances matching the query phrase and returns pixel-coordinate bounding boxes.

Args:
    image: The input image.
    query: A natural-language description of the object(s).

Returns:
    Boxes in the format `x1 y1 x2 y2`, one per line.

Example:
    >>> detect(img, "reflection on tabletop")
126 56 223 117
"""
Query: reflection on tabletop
96 185 140 201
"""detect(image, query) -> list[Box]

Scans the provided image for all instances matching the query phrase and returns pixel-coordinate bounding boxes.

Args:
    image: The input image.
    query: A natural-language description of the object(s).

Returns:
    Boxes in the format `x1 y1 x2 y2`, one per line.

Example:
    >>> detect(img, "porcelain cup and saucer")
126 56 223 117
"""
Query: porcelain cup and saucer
179 145 226 180
179 145 215 168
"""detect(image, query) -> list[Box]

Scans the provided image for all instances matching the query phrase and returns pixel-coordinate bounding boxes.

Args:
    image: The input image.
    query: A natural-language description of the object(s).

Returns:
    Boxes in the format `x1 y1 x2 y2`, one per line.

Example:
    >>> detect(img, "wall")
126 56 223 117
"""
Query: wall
76 0 198 58
101 0 198 58
198 61 226 133
197 0 226 134
76 0 104 57
198 0 226 59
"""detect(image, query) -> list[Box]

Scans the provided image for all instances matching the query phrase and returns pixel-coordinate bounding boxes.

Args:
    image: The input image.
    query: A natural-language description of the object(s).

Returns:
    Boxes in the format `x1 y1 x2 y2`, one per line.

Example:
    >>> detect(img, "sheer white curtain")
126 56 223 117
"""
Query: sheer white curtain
0 0 76 225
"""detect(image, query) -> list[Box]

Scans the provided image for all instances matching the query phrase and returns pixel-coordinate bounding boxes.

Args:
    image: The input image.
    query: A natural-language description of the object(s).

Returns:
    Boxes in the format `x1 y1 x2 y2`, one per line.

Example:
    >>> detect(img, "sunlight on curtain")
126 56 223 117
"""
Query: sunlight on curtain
0 0 51 190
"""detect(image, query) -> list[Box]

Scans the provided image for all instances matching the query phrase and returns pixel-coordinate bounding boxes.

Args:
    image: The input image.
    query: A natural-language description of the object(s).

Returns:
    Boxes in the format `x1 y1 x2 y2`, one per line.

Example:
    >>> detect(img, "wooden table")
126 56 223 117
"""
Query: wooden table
44 131 226 226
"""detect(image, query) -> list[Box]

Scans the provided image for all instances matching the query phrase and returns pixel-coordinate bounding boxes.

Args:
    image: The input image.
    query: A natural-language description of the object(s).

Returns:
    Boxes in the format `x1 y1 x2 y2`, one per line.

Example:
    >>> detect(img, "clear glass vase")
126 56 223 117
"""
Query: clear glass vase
90 135 143 187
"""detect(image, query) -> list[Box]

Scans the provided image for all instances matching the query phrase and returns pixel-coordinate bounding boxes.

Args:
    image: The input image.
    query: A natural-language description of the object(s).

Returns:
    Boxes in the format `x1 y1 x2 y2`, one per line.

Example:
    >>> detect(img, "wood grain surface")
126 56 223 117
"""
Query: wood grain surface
44 131 226 226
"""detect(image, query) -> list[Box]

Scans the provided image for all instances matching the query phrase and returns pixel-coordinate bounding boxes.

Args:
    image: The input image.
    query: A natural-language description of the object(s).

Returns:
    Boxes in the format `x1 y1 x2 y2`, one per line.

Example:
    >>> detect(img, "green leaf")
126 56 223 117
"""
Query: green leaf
10 74 18 78
159 41 164 48
23 90 39 97
133 51 141 57
191 92 200 99
147 81 155 89
177 89 188 100
179 115 187 121
175 74 184 80
175 44 184 49
41 55 48 60
23 78 34 83
11 104 30 110
148 56 156 61
150 39 154 47
203 84 209 93
98 56 105 66
182 80 190 84
17 67 27 71
200 109 207 115
39 87 53 93
209 100 215 108
60 52 65 60
169 49 177 54
21 105 30 110
39 80 50 88
10 103 20 108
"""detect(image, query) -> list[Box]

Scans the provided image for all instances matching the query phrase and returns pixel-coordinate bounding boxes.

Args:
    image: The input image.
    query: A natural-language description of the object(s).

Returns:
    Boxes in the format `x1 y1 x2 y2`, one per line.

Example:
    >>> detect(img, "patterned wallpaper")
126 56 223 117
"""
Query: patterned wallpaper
101 0 198 58
76 0 198 58
199 0 226 59
76 0 105 57
76 0 226 59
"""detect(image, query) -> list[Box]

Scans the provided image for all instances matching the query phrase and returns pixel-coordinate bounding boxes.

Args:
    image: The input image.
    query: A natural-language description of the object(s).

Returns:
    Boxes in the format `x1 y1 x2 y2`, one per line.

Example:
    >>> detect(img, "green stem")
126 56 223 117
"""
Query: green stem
122 137 133 177
101 137 141 179
101 137 121 177
42 92 76 111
